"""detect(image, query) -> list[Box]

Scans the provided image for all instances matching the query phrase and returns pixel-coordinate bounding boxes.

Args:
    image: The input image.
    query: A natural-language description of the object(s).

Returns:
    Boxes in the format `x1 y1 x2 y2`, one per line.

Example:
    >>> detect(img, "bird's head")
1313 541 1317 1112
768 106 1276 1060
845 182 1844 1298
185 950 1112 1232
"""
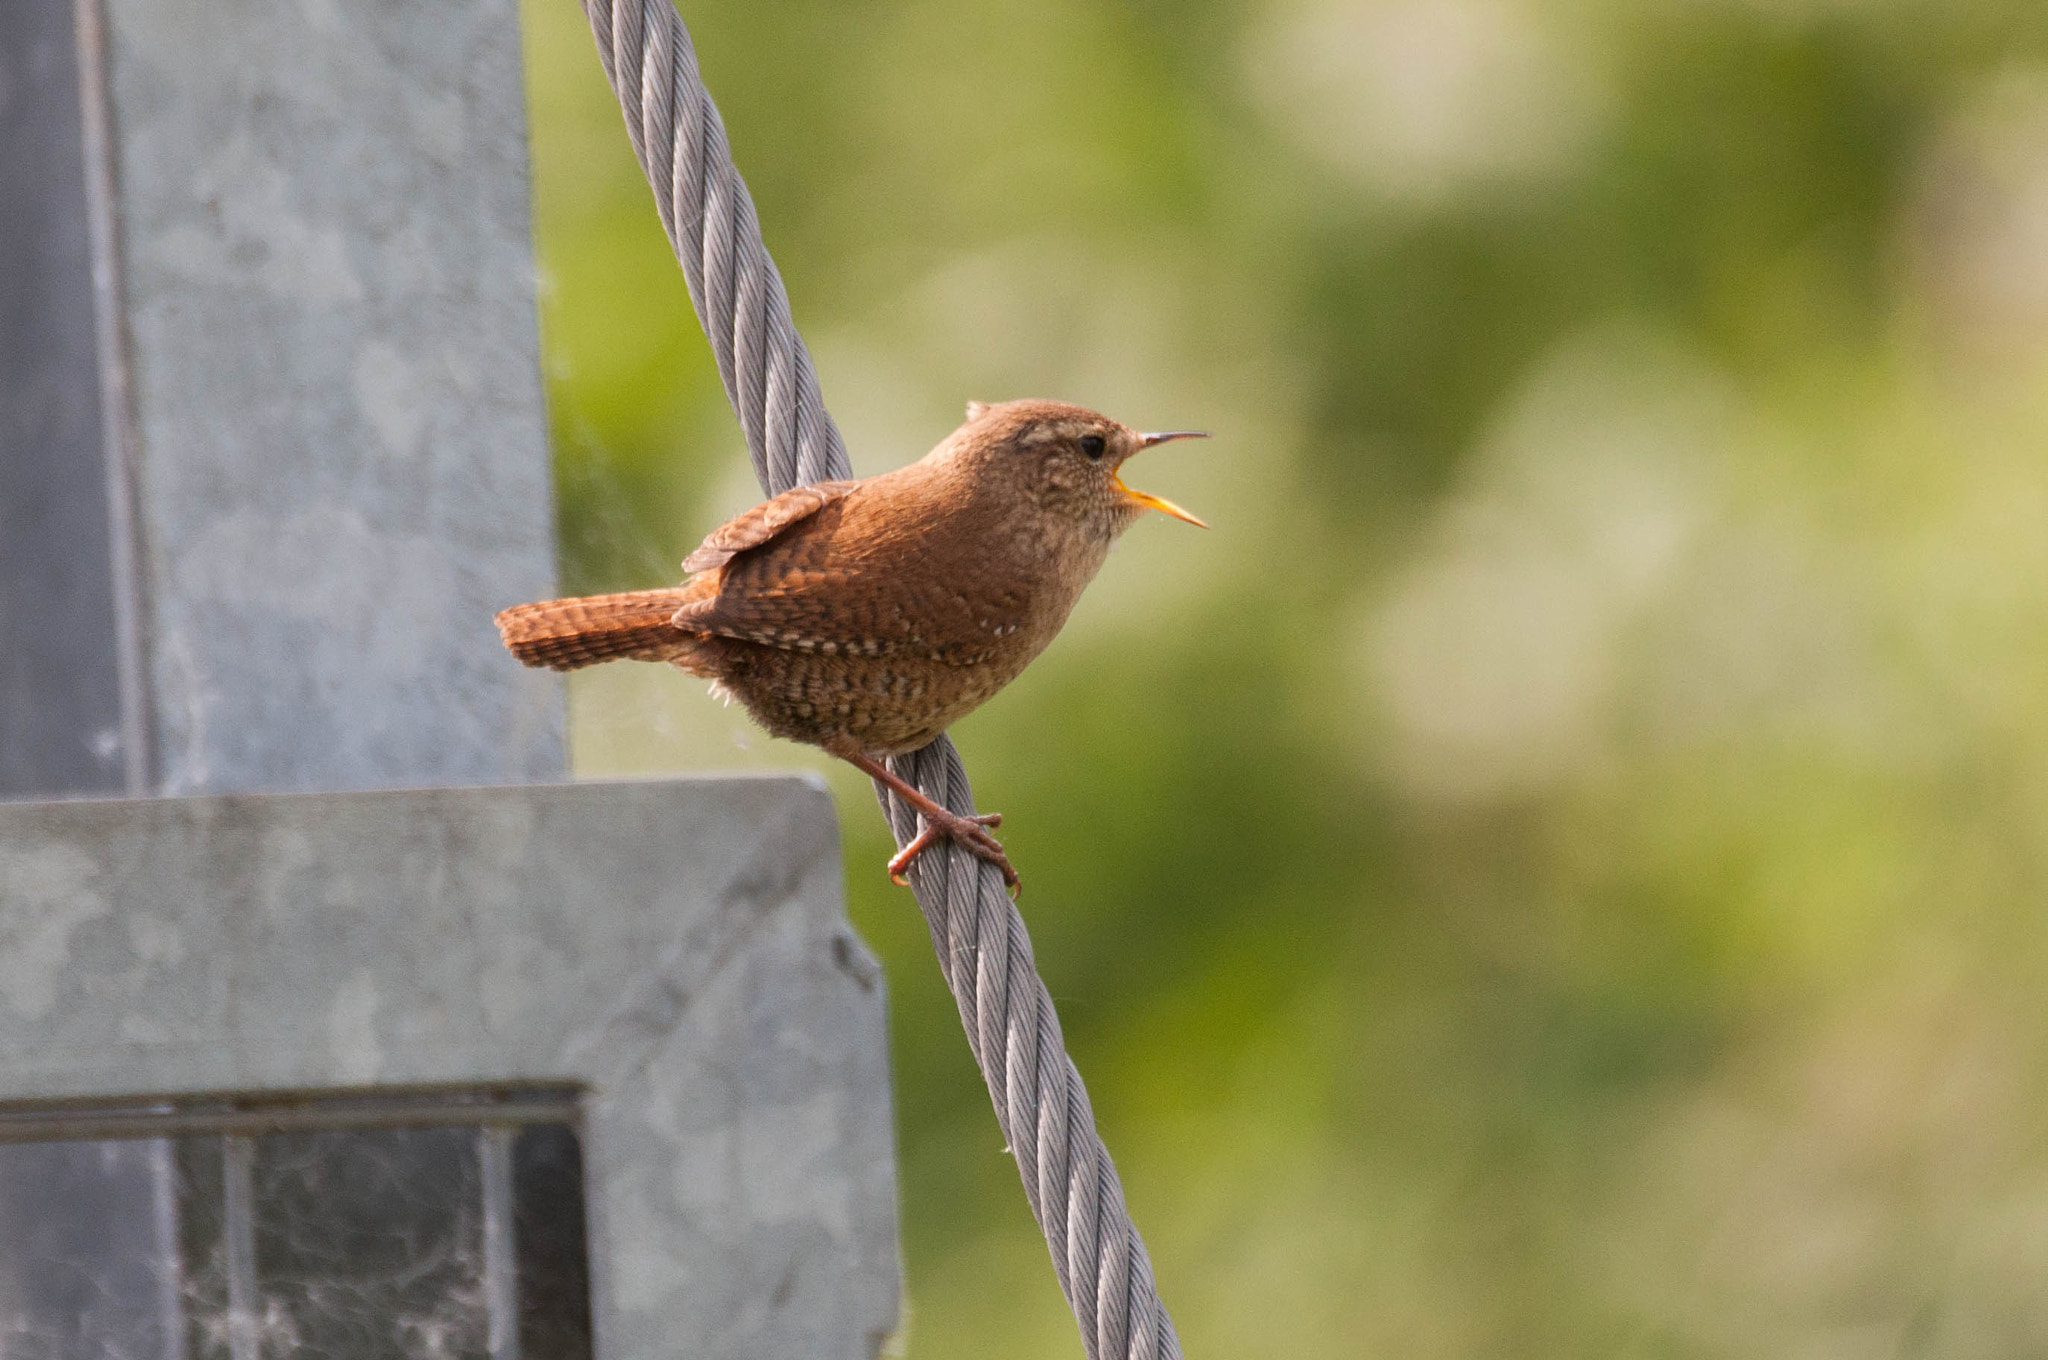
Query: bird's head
949 398 1208 538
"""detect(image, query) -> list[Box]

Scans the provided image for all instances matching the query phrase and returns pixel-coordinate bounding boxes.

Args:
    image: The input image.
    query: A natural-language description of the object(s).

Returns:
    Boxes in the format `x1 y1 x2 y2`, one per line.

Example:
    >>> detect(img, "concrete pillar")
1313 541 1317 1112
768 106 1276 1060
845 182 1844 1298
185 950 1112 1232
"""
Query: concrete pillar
0 0 899 1354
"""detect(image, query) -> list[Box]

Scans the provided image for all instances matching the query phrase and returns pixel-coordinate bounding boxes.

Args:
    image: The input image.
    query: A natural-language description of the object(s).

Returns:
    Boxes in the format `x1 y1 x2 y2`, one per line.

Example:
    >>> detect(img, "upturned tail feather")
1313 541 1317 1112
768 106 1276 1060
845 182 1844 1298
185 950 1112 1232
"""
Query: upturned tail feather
495 589 704 672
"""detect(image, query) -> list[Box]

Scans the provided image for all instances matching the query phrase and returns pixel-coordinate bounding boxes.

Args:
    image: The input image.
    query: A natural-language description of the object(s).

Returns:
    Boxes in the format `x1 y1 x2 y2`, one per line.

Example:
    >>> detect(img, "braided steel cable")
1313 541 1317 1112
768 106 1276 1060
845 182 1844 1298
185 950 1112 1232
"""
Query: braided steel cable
572 2 1181 1354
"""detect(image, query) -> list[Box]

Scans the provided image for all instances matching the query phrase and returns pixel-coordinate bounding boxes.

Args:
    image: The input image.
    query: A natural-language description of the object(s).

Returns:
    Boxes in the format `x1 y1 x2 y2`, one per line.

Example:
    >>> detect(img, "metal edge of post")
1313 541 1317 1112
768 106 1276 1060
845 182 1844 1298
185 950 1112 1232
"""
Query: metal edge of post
71 0 154 798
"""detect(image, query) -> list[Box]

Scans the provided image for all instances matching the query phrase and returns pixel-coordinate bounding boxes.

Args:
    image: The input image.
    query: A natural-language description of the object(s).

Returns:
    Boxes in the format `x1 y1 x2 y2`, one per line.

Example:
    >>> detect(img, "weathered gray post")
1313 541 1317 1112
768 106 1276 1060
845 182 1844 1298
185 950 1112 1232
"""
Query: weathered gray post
5 0 563 796
0 0 898 1353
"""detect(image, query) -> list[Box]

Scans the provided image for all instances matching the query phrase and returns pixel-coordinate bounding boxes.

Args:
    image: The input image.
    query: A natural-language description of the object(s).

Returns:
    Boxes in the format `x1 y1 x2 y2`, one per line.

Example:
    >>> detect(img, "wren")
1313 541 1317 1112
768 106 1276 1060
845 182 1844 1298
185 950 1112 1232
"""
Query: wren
495 399 1207 892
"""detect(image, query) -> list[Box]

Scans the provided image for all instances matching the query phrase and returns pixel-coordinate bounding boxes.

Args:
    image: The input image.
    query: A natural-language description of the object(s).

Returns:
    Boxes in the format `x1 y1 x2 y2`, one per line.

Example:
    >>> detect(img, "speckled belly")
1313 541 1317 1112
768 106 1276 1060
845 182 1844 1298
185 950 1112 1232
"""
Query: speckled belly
682 639 1030 756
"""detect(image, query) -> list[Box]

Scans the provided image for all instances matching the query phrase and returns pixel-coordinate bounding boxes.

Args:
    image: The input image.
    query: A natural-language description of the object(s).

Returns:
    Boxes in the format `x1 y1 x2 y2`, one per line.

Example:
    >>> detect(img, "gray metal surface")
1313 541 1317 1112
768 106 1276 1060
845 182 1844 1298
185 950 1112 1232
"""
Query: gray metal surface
0 1139 182 1360
1 3 904 1352
0 776 901 1360
99 0 563 793
0 0 127 799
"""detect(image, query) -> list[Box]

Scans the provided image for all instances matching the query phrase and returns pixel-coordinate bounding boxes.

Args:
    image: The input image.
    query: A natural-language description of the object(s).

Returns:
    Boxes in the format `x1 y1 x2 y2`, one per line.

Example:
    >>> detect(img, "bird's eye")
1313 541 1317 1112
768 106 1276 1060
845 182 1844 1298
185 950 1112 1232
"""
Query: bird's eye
1079 434 1106 459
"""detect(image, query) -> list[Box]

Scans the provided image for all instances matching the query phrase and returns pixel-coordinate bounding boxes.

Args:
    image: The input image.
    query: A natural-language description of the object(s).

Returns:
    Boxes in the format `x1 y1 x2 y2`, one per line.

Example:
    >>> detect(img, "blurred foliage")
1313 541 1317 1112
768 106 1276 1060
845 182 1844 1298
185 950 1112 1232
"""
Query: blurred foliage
520 0 2048 1354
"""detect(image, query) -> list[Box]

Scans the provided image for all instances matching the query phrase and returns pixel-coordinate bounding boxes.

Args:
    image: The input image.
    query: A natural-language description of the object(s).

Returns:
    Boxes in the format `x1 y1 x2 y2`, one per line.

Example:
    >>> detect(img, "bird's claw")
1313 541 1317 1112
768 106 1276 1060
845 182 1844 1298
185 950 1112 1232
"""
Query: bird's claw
888 811 1019 895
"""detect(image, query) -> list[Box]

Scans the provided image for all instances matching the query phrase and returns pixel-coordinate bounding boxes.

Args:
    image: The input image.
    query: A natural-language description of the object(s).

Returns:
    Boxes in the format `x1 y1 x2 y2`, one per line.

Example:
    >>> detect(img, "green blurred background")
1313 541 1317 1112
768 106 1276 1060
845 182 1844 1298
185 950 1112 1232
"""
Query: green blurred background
517 0 2048 1354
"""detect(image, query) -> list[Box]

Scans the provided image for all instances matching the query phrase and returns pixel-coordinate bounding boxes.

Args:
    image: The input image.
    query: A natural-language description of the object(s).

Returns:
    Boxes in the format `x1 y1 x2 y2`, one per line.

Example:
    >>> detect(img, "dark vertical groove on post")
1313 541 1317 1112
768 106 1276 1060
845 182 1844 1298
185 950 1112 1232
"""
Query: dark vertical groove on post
481 1126 523 1360
149 1137 190 1360
0 0 123 797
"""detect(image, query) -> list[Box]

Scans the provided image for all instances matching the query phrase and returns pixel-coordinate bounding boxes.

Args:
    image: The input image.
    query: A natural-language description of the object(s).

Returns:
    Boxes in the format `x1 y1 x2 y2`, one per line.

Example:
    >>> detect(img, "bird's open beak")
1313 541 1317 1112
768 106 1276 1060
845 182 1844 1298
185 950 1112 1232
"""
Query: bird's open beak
1118 431 1210 527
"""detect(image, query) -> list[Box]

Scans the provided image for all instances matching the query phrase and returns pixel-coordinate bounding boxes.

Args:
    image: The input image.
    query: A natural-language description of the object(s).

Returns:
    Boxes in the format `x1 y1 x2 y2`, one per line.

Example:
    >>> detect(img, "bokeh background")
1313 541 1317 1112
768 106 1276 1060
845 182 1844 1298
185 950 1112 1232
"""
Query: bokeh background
517 1 2048 1354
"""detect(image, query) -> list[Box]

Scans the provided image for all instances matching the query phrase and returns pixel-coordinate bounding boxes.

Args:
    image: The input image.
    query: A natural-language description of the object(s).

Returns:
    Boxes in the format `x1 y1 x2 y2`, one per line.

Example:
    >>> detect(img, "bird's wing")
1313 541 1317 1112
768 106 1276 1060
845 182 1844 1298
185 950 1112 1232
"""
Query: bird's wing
681 479 860 574
672 485 1031 663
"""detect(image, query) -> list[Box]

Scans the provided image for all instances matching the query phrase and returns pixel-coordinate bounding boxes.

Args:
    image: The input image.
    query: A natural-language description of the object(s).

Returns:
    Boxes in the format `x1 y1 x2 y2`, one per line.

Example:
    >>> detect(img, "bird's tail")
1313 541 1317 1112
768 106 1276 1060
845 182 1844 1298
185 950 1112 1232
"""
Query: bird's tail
495 589 703 672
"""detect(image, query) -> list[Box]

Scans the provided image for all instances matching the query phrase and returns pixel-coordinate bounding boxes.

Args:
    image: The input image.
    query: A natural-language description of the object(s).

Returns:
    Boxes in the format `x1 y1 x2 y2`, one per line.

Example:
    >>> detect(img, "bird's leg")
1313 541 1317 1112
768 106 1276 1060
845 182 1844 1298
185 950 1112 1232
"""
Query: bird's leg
838 750 1020 895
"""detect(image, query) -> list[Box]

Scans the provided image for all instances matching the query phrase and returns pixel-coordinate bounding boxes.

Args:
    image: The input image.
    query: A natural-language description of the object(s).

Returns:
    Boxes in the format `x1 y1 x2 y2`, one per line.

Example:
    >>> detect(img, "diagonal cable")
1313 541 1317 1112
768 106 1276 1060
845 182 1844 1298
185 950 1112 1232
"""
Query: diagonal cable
571 1 1181 1355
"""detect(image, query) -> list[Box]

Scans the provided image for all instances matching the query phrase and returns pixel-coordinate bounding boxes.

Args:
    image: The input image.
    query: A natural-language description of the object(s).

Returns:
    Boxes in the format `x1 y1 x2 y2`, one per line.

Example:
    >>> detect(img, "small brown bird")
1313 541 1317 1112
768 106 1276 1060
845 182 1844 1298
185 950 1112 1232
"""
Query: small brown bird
496 399 1206 891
